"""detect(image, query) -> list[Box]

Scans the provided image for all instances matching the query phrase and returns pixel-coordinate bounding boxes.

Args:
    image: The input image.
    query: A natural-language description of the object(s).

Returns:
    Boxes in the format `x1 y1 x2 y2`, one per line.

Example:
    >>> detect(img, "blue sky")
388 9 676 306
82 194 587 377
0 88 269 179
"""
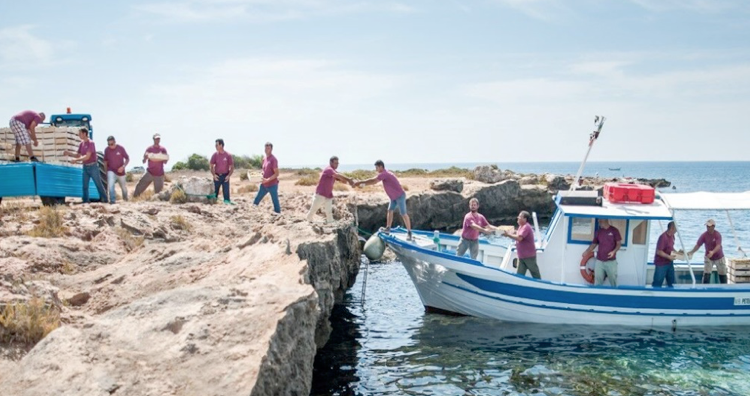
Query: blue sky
2 0 749 167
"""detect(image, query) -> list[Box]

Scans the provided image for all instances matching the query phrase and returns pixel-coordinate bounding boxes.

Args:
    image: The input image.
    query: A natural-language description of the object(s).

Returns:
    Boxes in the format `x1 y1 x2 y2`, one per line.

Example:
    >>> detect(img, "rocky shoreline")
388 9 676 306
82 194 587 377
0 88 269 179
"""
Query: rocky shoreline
0 167 669 395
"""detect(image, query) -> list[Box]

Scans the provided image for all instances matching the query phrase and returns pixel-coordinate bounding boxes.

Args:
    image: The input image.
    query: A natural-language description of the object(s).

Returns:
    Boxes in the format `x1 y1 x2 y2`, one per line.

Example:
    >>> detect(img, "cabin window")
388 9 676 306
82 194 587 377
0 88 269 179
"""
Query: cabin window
631 221 647 245
568 217 595 244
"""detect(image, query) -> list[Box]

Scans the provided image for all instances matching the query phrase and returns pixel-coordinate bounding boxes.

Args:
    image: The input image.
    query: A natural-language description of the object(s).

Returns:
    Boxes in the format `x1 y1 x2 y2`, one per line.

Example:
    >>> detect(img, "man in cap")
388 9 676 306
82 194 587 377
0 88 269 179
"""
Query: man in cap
134 134 169 197
687 219 727 284
8 110 45 162
103 136 130 204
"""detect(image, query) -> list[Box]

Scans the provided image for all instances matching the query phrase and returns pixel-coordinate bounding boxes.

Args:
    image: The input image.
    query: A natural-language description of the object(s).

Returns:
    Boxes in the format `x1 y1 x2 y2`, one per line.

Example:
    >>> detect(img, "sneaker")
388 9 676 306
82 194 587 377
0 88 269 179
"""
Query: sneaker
29 156 40 162
12 157 20 162
224 199 235 205
407 231 414 241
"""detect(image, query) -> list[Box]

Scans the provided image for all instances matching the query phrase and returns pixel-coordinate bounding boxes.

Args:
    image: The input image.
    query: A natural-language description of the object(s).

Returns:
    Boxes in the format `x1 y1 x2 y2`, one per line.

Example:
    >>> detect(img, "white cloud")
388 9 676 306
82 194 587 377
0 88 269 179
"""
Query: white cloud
133 0 416 23
0 25 54 69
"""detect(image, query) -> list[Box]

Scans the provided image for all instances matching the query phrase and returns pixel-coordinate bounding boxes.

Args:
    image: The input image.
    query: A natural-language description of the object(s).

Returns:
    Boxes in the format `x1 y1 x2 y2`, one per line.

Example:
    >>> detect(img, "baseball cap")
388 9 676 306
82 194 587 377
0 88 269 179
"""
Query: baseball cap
705 219 716 227
153 133 161 139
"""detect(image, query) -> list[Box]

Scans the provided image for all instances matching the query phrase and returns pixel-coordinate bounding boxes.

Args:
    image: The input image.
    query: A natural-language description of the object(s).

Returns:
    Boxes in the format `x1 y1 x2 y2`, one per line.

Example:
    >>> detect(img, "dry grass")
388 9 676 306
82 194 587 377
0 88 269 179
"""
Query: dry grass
0 297 60 345
125 172 134 182
395 166 474 179
171 215 192 232
295 168 320 177
239 171 249 181
343 169 376 180
169 189 188 204
333 183 350 192
132 190 155 202
295 174 318 186
114 227 144 252
237 184 259 194
402 184 409 191
60 260 77 275
28 207 68 238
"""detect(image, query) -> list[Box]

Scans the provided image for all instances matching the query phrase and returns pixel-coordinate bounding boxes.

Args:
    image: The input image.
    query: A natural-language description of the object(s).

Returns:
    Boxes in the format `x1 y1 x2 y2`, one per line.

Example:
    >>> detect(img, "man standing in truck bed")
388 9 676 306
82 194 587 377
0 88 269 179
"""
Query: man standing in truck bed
134 134 169 198
8 110 45 162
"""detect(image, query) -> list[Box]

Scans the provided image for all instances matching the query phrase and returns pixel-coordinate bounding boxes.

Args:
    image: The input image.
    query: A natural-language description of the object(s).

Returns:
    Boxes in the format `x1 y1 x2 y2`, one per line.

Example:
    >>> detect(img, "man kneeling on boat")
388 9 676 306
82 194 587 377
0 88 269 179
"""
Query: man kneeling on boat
582 219 622 287
457 198 499 259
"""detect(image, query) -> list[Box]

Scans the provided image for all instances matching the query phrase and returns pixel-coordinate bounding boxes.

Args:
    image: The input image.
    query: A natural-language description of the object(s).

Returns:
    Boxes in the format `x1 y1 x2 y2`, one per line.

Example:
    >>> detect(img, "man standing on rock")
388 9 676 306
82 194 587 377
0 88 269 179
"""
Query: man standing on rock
687 219 727 284
356 160 413 240
65 128 107 203
103 135 130 204
210 138 234 204
503 211 540 279
306 156 355 223
582 219 622 287
457 198 498 260
253 142 281 213
134 133 169 198
8 110 45 162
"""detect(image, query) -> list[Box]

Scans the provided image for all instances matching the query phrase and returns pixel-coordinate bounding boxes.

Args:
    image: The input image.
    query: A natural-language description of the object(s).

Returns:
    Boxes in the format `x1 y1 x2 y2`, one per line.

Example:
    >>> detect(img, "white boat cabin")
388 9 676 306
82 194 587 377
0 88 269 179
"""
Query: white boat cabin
496 191 673 286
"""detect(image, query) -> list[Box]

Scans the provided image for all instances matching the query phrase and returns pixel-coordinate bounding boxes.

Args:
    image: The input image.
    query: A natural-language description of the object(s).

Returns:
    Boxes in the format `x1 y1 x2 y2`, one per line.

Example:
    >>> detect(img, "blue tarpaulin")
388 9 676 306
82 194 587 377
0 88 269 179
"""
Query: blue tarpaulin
0 163 37 197
0 162 101 200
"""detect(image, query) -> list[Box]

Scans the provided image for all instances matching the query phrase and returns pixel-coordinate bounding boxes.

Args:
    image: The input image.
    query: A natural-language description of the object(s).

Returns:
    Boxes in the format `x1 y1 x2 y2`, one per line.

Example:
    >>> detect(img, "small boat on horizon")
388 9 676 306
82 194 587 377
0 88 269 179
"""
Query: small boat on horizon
608 167 621 171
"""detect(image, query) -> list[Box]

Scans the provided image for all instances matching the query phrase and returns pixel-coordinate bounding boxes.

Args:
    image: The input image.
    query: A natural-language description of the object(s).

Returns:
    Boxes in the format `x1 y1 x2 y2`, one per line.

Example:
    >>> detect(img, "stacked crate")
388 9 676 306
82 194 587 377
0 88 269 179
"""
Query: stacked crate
0 126 81 163
728 258 750 284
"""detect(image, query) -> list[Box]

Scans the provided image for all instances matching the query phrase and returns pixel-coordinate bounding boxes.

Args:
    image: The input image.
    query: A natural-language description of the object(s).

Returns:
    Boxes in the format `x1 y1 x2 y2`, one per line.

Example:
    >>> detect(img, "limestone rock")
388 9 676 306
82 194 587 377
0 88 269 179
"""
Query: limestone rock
544 174 570 191
429 178 464 193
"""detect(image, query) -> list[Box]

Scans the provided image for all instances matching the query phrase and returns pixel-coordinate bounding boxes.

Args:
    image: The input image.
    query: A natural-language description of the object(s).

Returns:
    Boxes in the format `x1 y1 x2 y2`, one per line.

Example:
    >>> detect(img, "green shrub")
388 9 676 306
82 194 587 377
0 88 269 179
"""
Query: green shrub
172 161 187 171
186 154 210 171
295 175 318 186
170 189 188 204
28 207 67 238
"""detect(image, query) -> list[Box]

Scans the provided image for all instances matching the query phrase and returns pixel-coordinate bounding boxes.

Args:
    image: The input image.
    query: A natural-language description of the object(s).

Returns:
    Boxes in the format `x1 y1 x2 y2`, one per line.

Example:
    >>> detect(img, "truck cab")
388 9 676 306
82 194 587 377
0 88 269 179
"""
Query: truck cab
49 110 93 138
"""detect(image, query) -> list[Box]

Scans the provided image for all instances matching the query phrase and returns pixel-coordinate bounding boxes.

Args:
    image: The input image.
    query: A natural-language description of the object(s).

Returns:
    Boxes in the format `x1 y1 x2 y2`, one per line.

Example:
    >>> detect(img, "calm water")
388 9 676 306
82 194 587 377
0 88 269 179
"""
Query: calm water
311 162 750 396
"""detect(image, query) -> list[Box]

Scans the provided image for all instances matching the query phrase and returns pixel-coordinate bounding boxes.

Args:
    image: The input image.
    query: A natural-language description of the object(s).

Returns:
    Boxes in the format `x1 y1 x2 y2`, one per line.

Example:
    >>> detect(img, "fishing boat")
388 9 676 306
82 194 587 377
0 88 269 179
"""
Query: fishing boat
608 167 621 171
380 117 750 327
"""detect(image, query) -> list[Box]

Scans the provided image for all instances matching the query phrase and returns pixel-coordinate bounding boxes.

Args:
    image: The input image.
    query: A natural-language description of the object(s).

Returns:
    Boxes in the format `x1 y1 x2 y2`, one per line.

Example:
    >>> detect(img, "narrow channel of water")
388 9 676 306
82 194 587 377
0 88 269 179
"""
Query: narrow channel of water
312 261 750 395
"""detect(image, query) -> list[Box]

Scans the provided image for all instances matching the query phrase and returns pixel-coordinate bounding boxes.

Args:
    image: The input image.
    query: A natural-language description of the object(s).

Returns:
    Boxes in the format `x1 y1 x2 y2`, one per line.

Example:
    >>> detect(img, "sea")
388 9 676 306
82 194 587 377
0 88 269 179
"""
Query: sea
311 161 750 396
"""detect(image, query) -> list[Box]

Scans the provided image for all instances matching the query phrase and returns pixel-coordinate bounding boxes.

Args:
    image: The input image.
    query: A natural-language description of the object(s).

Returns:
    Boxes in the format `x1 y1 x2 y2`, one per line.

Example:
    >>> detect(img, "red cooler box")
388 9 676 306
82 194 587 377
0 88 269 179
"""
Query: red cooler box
603 183 655 204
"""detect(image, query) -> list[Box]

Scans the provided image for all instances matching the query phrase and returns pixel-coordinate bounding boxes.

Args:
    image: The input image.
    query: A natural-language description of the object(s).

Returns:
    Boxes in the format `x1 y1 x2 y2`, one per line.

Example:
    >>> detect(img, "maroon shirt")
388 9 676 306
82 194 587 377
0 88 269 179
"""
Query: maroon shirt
77 140 97 165
145 145 168 176
696 231 724 260
104 145 129 176
210 151 233 175
654 232 675 266
461 212 489 241
315 166 337 199
516 223 536 259
13 110 42 129
261 154 279 187
593 226 622 261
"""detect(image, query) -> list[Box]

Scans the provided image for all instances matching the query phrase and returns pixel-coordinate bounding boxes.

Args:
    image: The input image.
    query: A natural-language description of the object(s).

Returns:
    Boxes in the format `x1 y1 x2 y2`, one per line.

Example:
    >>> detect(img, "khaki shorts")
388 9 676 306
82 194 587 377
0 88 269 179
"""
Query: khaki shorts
704 257 727 275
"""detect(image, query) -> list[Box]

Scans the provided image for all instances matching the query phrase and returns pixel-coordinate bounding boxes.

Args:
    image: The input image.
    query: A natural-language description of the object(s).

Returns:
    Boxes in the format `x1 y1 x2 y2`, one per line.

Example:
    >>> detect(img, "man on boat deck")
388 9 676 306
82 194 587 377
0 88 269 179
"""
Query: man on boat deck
503 211 541 279
653 221 679 288
356 160 413 240
583 219 622 287
687 219 727 284
457 198 498 260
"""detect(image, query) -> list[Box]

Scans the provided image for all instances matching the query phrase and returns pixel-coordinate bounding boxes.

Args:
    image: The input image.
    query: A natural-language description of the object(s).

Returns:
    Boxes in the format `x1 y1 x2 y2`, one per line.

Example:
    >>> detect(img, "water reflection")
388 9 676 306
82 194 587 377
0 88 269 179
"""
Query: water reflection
312 262 750 396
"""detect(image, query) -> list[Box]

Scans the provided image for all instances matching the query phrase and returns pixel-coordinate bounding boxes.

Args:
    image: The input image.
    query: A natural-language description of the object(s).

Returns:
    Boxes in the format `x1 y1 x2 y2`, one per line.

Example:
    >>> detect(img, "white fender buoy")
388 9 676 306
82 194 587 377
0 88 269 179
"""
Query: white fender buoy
363 234 386 261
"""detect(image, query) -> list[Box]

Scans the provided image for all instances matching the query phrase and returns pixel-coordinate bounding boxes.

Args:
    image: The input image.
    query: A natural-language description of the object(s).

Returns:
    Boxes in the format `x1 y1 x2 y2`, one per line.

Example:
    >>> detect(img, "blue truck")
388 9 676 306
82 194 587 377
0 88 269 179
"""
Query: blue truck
0 110 106 206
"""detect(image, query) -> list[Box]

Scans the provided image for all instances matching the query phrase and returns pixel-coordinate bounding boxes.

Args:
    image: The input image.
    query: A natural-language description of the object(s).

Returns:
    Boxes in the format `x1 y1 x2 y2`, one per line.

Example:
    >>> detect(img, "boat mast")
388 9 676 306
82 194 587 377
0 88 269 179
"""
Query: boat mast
570 116 606 191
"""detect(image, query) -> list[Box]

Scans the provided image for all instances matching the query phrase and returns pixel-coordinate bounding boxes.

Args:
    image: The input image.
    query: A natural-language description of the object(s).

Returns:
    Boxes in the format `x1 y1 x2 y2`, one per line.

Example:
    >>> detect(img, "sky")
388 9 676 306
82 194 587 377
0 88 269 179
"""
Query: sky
2 0 750 168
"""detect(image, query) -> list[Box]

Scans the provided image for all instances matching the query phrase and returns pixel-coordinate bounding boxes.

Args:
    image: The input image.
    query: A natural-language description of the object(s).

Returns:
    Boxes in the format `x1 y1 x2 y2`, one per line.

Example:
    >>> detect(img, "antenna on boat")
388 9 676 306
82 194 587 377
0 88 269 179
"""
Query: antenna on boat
570 116 606 191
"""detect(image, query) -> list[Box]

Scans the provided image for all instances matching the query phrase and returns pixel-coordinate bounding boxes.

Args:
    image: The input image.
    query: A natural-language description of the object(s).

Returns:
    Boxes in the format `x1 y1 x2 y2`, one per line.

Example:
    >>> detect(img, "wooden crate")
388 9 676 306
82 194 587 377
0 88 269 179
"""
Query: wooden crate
729 258 750 284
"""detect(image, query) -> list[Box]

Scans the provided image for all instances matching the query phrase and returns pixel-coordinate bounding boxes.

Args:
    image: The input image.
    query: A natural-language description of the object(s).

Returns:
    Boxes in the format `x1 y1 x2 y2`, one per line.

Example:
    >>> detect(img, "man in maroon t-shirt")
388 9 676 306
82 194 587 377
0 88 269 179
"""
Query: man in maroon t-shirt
583 219 623 287
653 221 680 288
134 134 169 198
103 136 130 204
253 142 281 213
8 110 45 162
457 198 498 260
64 128 107 203
687 219 727 284
210 138 234 203
503 211 541 279
306 156 355 223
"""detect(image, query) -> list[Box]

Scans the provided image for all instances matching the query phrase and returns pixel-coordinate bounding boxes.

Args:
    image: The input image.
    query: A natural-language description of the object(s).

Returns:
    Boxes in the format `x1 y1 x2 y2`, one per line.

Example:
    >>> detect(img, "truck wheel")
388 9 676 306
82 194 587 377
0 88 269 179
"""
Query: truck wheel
41 197 65 206
97 151 108 203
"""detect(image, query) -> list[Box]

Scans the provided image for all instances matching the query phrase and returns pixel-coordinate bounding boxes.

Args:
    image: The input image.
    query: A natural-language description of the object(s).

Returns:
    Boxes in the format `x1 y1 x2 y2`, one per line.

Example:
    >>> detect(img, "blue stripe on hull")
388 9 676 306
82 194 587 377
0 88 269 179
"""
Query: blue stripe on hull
455 273 748 311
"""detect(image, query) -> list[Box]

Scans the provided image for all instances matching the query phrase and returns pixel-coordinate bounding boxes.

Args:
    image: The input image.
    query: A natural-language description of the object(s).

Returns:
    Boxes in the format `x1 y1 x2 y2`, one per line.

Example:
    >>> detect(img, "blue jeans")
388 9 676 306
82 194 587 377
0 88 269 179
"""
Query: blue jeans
652 263 675 288
82 163 107 203
214 173 230 201
387 192 408 214
254 184 280 213
107 171 128 204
